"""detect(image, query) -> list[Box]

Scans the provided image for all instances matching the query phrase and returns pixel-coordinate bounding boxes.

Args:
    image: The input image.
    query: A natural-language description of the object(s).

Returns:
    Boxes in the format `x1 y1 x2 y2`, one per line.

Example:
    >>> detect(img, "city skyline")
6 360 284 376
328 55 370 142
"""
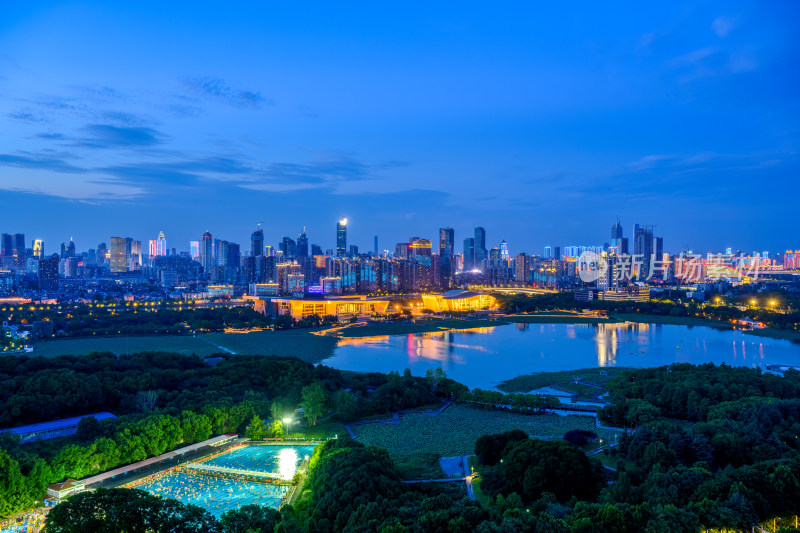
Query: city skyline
1 2 798 252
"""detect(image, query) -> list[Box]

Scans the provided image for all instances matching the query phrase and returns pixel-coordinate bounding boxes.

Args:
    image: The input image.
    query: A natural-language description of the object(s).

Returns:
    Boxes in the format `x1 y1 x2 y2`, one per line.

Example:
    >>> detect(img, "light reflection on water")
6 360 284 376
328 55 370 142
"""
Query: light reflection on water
325 322 799 390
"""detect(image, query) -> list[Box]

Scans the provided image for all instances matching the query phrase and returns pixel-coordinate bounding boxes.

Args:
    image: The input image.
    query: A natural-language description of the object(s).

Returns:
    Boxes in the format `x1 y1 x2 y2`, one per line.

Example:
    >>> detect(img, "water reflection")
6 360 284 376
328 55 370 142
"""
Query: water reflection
278 448 298 479
326 321 800 390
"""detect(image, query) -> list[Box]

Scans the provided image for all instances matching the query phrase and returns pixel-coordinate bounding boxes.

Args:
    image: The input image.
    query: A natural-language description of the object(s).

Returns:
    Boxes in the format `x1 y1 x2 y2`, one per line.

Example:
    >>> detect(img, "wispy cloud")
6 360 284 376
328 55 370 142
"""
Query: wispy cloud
183 76 270 108
0 152 84 173
712 17 736 38
76 124 165 149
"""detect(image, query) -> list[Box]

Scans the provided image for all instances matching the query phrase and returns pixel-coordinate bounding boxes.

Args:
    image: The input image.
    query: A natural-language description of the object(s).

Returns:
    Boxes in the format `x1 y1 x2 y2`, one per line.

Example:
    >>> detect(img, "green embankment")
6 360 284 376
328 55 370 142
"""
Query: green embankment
497 367 634 395
334 318 509 338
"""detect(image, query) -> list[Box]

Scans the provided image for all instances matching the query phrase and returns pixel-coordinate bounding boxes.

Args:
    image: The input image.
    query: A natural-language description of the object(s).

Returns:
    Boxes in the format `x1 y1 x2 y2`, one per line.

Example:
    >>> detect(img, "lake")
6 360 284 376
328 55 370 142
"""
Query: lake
324 321 800 389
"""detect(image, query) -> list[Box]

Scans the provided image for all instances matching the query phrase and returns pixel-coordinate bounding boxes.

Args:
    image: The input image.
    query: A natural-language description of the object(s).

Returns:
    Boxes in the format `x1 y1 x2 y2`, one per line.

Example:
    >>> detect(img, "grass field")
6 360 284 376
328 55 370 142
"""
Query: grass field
30 329 337 363
334 318 509 338
352 404 620 460
497 367 633 395
743 328 800 343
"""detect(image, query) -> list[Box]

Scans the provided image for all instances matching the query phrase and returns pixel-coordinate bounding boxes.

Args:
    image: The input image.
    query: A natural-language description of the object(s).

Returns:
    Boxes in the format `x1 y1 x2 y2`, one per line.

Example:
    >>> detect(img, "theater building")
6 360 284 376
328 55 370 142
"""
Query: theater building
421 290 497 312
253 295 390 320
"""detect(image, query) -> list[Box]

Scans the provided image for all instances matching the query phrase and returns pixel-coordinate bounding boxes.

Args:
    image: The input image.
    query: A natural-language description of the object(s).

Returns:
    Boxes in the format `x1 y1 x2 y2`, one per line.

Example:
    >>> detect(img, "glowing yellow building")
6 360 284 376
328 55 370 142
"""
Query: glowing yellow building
254 295 390 319
421 290 496 312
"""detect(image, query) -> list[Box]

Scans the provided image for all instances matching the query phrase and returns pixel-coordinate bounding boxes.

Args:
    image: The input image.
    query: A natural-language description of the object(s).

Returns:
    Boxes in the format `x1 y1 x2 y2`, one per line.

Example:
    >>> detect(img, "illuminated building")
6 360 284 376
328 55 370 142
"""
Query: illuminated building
336 217 347 257
297 229 309 258
38 256 59 291
200 232 213 273
109 237 128 273
206 285 234 298
515 253 531 283
500 240 509 261
597 286 650 302
421 290 496 312
148 240 158 260
0 270 13 295
249 283 280 296
190 240 200 259
254 295 390 320
33 240 44 259
785 250 799 270
439 227 454 288
156 231 167 256
251 228 264 257
474 227 486 264
127 239 142 271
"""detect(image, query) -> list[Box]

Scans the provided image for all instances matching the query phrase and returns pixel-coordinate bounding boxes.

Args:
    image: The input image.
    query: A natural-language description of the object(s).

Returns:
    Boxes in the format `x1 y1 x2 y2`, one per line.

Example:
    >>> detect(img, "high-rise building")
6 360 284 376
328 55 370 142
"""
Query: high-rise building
128 239 142 271
200 232 213 273
439 228 454 288
515 253 531 283
38 256 59 291
190 240 200 259
611 221 623 241
251 228 264 257
280 237 297 258
374 235 379 255
97 243 107 267
296 230 309 258
633 225 654 280
33 240 44 259
0 234 11 264
311 244 323 256
65 239 75 258
148 240 158 260
336 217 347 257
109 237 128 273
474 227 486 264
500 240 509 261
156 231 167 257
12 234 24 268
463 238 475 270
543 246 552 259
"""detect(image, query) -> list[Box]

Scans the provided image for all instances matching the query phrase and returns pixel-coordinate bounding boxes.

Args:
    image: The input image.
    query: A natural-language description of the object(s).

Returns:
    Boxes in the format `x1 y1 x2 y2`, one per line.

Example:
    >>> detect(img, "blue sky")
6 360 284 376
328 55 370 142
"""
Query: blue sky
1 1 798 255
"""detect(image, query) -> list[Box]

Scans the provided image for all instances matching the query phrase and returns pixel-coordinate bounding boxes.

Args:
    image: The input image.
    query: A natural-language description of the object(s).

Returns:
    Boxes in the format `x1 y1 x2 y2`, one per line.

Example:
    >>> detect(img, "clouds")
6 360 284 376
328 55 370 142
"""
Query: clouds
182 76 270 108
76 124 164 148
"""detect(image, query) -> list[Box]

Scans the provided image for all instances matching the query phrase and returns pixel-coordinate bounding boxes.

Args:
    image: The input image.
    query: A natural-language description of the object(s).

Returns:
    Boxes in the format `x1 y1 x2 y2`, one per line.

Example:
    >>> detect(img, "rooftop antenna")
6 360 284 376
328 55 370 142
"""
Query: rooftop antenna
256 222 263 230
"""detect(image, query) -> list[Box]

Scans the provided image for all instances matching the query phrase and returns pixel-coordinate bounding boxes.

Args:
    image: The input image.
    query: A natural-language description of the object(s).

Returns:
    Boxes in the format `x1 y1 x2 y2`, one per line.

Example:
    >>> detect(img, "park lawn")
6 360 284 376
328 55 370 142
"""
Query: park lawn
295 419 349 440
472 477 487 505
335 318 509 338
352 404 620 459
30 329 337 363
497 367 634 395
392 452 447 479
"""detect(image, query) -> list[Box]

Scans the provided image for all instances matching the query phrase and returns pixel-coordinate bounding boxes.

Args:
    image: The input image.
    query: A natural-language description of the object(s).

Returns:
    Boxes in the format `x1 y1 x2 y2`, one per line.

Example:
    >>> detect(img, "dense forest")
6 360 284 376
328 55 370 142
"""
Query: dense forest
6 353 800 531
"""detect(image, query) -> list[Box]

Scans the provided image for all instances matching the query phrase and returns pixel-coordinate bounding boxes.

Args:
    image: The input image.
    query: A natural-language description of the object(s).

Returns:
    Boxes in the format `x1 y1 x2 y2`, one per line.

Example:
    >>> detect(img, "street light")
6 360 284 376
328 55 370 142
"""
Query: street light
283 417 291 438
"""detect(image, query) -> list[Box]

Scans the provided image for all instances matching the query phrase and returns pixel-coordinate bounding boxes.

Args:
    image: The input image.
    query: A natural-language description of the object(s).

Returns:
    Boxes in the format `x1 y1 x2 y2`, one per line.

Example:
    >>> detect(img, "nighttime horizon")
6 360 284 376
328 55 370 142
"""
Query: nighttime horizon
2 3 800 533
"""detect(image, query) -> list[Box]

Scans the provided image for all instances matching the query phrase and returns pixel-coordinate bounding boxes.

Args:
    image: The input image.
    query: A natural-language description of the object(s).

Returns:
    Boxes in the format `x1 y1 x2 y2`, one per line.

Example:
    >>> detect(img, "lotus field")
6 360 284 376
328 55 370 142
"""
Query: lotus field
352 404 621 458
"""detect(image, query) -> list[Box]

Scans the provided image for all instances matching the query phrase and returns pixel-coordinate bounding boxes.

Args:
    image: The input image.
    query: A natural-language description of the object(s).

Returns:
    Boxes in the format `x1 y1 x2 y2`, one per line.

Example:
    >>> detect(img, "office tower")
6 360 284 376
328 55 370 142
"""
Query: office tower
38 256 59 291
611 221 623 241
128 239 142 271
439 227 455 287
515 253 531 283
296 230 309 258
109 237 128 273
280 237 297 258
374 235 379 255
543 246 552 259
474 227 486 264
148 240 158 260
619 239 628 255
336 217 347 257
265 245 275 257
97 243 107 267
311 244 323 256
0 270 13 296
60 242 66 258
463 238 475 270
349 244 359 256
33 240 44 259
251 228 264 257
190 240 200 259
553 246 561 260
218 241 230 267
242 256 257 284
0 234 11 263
654 237 663 259
634 225 654 280
226 242 241 268
500 240 509 261
200 232 213 273
156 231 167 256
65 239 75 258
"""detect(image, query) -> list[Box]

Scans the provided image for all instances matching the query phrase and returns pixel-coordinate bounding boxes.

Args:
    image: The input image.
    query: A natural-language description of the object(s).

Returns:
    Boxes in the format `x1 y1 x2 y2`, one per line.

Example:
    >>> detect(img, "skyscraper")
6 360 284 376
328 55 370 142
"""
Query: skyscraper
500 240 509 261
251 228 264 257
156 231 167 256
374 235 379 255
611 221 623 241
200 232 213 273
109 237 128 273
33 240 44 259
296 229 309 258
634 225 654 280
38 256 59 291
336 217 347 257
463 238 475 270
439 228 454 288
12 234 24 268
190 241 200 259
474 227 486 265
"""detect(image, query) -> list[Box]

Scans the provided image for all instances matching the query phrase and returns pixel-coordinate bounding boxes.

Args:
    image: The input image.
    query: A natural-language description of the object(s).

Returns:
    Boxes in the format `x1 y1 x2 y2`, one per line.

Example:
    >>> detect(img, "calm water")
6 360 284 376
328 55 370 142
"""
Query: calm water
325 322 800 390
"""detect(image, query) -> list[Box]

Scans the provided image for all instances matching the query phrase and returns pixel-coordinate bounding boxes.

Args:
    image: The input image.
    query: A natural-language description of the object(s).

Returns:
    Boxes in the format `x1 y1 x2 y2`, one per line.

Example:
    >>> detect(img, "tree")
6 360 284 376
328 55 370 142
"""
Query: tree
136 390 159 412
76 416 103 442
301 383 327 426
563 429 597 447
245 415 265 441
220 504 280 533
334 390 358 421
0 448 29 518
270 398 291 422
425 367 446 394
